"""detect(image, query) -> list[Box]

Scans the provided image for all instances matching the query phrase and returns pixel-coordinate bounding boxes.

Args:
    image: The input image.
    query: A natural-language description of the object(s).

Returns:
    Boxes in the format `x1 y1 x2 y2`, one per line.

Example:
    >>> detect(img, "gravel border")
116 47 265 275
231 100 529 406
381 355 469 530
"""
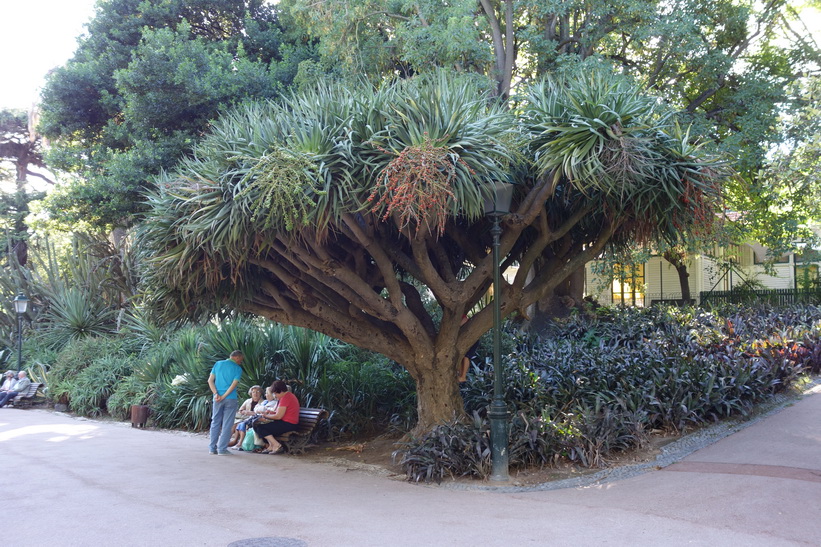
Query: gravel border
439 375 821 493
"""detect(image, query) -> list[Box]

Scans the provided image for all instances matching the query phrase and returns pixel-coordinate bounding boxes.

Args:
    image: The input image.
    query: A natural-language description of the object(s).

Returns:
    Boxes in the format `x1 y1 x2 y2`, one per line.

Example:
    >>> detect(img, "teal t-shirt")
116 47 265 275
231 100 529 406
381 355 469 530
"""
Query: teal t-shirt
211 359 242 399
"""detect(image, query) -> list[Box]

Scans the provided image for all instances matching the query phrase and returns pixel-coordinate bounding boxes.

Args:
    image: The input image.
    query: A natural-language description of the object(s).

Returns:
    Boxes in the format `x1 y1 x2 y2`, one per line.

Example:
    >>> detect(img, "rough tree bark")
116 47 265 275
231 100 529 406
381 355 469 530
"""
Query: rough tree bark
663 248 692 303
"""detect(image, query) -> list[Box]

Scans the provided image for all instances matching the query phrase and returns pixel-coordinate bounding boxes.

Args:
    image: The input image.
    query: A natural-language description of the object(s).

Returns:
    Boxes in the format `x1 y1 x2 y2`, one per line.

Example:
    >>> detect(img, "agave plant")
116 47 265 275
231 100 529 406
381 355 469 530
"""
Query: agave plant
34 287 116 350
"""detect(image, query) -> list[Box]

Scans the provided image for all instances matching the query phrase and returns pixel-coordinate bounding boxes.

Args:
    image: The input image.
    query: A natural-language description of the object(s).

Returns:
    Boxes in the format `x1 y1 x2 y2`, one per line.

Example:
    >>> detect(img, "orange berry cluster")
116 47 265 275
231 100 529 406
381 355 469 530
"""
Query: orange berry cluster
367 139 458 237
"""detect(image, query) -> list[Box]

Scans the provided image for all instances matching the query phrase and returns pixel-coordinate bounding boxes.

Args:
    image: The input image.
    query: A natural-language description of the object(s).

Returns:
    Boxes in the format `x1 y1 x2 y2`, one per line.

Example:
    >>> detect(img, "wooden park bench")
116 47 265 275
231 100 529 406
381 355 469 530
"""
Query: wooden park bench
10 382 44 409
273 407 328 454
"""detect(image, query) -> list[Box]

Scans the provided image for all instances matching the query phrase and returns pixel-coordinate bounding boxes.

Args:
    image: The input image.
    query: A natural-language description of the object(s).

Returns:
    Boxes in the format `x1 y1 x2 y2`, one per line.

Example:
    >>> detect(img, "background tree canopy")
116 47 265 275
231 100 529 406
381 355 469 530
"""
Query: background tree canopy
37 0 819 242
0 108 50 265
38 0 318 229
284 0 820 174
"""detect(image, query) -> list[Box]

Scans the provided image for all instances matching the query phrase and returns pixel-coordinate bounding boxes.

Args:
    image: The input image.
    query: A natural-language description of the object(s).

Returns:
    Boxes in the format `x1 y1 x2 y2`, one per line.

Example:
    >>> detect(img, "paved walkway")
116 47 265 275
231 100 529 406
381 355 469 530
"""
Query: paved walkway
1 383 819 546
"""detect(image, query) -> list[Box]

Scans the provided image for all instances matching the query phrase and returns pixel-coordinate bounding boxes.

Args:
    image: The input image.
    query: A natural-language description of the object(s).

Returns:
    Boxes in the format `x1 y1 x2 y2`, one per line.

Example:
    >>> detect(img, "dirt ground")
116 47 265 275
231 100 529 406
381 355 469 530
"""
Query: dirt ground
301 433 679 486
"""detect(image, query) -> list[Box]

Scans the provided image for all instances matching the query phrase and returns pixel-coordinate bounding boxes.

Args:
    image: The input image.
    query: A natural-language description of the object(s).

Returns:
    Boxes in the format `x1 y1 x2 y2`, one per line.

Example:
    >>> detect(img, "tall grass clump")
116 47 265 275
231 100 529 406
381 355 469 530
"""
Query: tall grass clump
65 354 139 417
42 336 135 409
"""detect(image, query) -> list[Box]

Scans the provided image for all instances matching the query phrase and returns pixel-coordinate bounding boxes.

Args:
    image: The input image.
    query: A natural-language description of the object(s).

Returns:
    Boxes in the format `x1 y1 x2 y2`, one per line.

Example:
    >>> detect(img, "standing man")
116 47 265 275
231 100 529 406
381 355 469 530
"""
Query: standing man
207 350 244 455
0 370 32 408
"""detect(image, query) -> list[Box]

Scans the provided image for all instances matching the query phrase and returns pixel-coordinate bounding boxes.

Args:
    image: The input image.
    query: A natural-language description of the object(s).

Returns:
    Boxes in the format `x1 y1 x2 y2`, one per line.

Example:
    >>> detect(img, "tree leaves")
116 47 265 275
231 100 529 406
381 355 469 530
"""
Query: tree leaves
38 0 317 229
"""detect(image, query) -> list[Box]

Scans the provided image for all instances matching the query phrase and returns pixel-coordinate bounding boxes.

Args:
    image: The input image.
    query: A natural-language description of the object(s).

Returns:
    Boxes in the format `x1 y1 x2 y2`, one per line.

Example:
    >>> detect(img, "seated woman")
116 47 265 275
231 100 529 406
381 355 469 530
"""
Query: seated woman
248 386 279 452
258 385 278 412
253 380 300 454
228 385 264 449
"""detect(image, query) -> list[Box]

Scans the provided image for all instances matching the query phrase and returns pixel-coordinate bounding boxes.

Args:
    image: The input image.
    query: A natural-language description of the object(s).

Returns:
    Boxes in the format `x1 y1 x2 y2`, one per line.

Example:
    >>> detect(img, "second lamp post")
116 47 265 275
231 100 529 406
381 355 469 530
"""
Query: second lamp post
13 292 28 375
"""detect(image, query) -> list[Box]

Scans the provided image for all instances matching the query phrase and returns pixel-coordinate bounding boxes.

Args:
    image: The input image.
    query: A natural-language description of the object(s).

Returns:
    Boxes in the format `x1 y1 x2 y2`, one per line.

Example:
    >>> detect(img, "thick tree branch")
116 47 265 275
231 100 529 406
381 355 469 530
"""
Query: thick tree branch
431 240 457 283
297 236 400 321
23 170 55 184
265 238 395 324
548 201 597 244
521 220 619 308
258 279 293 315
340 213 404 312
242 301 410 365
512 177 556 227
686 78 726 113
479 0 507 95
400 281 436 337
341 213 434 347
513 212 551 290
410 236 457 306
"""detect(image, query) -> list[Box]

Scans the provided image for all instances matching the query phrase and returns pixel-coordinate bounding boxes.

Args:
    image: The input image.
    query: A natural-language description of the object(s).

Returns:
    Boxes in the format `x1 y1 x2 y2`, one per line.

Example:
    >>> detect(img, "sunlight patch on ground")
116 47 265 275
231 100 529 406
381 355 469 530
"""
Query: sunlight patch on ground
0 423 99 443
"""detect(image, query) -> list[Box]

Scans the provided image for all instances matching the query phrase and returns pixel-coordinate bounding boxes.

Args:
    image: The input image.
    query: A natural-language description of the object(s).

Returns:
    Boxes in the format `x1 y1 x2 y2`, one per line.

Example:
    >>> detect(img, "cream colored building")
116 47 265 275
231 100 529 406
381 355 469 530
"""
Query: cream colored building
586 243 820 306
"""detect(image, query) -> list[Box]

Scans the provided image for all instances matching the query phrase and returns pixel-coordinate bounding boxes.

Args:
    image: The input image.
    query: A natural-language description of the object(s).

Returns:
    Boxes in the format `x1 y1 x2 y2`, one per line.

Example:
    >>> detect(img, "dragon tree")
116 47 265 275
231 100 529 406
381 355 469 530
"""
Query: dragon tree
138 70 726 434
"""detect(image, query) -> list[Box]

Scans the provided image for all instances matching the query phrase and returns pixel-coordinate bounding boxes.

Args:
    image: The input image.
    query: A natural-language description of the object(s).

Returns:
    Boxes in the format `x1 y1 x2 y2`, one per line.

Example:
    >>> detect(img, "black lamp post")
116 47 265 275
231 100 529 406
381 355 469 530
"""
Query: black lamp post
13 293 28 375
483 181 514 482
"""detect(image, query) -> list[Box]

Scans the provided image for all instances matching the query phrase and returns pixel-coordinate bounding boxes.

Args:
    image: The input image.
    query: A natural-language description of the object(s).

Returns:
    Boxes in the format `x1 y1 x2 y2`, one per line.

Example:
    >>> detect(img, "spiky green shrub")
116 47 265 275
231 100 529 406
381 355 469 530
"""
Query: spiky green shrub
65 354 138 417
108 374 152 420
46 336 134 405
119 306 183 354
33 287 117 350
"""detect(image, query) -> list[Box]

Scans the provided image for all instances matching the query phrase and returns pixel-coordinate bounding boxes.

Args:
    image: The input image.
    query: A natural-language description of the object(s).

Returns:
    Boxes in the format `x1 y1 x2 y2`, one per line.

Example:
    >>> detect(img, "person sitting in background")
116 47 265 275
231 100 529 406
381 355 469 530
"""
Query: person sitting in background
0 371 32 408
253 380 300 454
1 371 15 392
230 385 264 450
259 385 279 413
249 386 279 452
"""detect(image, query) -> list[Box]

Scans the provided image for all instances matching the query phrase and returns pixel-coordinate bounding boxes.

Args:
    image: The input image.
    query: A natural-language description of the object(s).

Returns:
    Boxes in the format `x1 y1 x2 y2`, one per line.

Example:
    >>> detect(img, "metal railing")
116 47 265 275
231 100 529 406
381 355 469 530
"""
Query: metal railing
608 293 693 307
700 288 821 307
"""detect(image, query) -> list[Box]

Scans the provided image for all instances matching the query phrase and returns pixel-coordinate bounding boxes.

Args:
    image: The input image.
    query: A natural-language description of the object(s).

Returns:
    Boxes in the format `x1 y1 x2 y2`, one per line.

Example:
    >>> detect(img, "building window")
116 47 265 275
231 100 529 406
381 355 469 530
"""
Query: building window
751 243 789 264
795 264 819 290
612 263 645 306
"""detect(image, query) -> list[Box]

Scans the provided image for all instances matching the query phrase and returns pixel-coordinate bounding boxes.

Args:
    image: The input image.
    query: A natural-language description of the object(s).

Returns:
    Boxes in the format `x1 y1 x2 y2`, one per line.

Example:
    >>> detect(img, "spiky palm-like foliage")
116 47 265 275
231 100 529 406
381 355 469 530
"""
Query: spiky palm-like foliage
139 69 727 434
35 287 116 350
522 69 724 249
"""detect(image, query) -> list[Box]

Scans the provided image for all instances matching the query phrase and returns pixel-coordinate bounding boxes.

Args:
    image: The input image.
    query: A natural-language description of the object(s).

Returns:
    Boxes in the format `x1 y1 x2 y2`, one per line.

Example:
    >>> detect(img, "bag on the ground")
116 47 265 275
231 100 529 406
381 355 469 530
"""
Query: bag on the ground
242 428 257 451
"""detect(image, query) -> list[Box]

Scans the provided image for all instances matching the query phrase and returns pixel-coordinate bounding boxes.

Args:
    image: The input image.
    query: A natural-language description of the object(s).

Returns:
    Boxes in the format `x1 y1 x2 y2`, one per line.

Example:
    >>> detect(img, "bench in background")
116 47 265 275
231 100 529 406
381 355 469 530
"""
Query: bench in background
10 382 44 409
274 407 328 454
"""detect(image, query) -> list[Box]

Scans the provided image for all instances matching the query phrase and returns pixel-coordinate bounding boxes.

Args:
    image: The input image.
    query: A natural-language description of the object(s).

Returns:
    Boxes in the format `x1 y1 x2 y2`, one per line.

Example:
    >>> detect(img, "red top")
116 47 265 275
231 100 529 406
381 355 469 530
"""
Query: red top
279 391 300 424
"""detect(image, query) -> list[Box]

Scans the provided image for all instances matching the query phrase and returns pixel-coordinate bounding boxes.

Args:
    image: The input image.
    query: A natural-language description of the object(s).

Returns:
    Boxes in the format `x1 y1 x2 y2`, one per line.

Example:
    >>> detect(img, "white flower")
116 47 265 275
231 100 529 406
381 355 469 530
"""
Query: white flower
171 374 189 386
